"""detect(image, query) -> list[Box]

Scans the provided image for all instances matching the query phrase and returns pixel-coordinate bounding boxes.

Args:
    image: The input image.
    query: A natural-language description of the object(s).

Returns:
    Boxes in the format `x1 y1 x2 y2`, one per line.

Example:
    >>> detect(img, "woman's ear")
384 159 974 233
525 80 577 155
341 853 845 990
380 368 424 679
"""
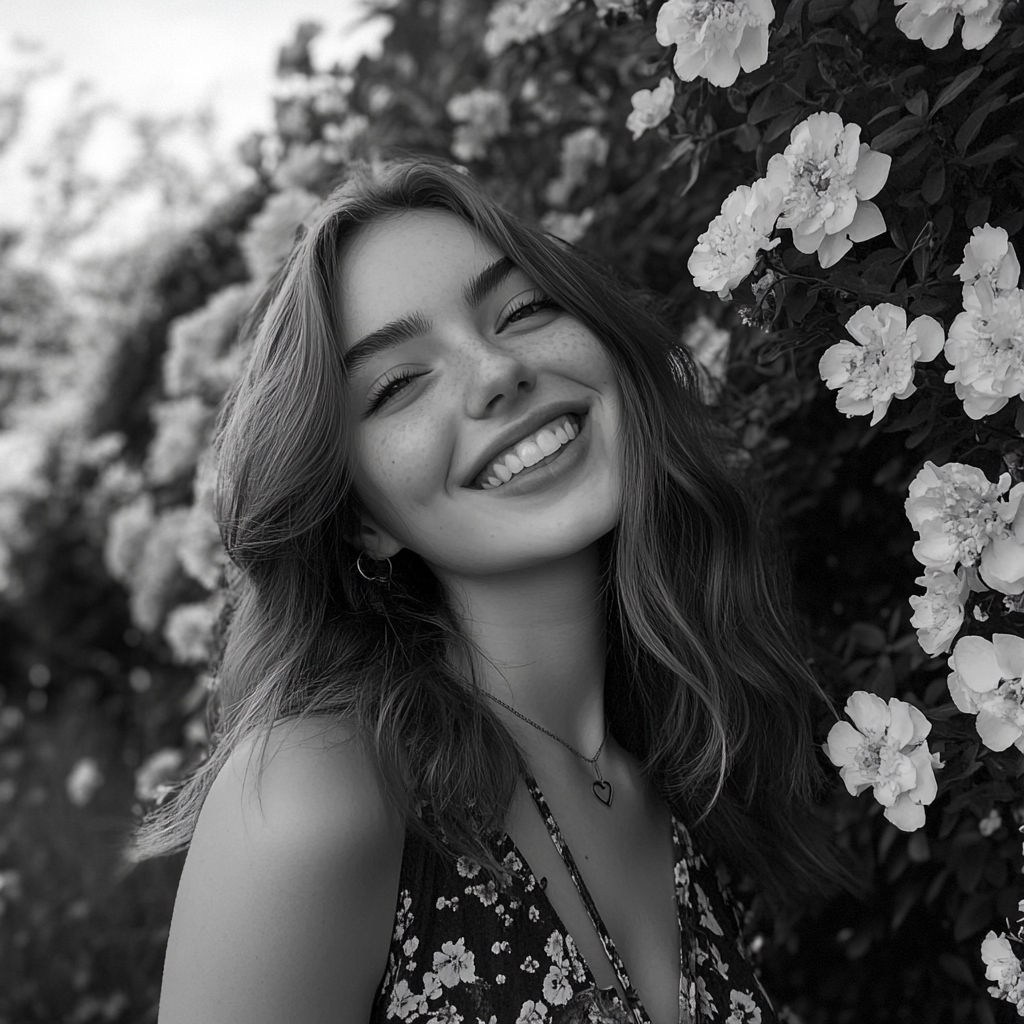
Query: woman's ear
347 514 404 559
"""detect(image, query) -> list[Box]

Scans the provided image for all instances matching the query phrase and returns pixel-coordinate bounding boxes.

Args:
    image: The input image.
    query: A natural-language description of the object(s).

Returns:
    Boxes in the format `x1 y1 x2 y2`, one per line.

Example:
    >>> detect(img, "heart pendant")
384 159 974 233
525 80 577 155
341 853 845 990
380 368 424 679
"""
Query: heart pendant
592 779 613 807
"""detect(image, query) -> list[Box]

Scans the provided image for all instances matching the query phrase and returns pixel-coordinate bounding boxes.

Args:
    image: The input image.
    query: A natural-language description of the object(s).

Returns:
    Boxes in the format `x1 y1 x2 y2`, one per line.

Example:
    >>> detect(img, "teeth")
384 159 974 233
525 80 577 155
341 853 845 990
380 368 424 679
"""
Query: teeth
476 413 581 489
535 430 559 456
517 441 543 467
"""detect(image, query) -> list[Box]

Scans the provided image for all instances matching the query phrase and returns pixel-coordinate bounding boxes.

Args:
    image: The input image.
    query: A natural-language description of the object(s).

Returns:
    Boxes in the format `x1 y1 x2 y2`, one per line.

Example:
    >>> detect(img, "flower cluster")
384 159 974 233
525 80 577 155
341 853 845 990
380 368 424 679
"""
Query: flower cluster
944 225 1024 420
689 113 892 296
825 692 943 831
981 932 1024 1015
895 0 1004 50
947 633 1024 753
766 112 891 268
446 89 511 162
655 0 774 88
905 461 1024 595
818 303 944 425
626 77 675 140
483 0 574 55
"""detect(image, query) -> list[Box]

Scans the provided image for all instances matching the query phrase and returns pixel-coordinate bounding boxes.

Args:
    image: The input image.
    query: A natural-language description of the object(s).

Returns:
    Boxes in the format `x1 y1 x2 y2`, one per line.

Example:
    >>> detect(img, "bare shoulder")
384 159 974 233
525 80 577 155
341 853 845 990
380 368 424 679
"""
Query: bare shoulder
159 716 405 1024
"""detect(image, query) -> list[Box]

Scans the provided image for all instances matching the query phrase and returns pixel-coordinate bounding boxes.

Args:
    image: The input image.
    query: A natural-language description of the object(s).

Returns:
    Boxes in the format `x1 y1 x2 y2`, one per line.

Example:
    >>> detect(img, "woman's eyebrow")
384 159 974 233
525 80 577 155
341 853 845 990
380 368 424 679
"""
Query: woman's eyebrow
343 256 519 375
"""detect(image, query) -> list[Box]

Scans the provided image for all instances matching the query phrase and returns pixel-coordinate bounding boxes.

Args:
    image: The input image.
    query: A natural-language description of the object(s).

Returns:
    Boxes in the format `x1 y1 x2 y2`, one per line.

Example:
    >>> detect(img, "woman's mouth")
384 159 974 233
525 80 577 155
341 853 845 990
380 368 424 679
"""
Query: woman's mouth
473 413 582 490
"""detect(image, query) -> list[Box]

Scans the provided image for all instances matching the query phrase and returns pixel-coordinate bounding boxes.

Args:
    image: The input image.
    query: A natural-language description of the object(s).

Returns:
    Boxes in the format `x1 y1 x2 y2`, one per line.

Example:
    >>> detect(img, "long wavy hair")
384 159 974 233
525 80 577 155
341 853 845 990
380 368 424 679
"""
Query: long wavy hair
131 158 865 915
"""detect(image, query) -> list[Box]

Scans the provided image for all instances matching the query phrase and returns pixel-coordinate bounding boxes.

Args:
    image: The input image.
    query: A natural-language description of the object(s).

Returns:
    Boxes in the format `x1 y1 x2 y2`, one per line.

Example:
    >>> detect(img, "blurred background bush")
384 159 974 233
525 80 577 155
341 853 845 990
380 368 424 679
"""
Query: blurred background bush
1 0 1022 1021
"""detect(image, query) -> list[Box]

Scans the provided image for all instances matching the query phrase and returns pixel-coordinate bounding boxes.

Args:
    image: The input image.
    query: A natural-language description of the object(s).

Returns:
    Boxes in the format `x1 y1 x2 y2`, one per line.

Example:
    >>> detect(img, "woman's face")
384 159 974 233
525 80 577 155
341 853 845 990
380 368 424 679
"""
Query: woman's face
338 209 622 579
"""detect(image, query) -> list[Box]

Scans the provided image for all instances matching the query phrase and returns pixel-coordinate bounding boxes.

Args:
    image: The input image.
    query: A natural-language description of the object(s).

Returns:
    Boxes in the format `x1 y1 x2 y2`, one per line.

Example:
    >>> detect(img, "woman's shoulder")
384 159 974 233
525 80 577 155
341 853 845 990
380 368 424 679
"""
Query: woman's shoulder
158 715 405 1024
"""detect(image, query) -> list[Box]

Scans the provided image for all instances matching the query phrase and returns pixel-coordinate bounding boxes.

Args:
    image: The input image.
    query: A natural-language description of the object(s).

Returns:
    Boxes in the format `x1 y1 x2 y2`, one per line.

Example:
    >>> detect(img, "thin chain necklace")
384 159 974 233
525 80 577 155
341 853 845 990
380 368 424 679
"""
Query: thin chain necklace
484 692 613 807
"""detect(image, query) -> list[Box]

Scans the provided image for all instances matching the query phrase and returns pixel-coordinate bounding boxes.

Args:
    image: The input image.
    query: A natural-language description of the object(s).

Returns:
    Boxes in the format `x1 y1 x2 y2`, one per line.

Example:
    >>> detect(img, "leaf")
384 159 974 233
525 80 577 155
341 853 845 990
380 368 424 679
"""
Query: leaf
747 84 797 125
966 196 992 228
808 0 851 22
785 284 817 323
1015 403 1024 437
763 109 804 143
955 95 1006 154
782 0 812 34
891 881 924 931
963 134 1020 167
871 115 925 153
930 65 984 116
953 892 994 942
921 163 945 204
906 89 929 117
869 104 903 125
847 0 880 33
938 953 976 987
733 123 761 151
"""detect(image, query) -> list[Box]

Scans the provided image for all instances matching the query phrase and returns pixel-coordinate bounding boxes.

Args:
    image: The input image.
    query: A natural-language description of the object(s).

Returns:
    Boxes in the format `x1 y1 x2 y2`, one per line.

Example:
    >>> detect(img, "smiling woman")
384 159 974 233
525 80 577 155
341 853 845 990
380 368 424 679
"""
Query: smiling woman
138 160 866 1024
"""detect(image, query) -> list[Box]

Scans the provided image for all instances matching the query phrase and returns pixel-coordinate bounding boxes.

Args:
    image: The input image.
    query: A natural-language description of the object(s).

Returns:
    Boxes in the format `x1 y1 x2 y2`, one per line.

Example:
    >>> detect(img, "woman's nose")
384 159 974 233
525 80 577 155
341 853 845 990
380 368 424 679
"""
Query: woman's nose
461 337 536 418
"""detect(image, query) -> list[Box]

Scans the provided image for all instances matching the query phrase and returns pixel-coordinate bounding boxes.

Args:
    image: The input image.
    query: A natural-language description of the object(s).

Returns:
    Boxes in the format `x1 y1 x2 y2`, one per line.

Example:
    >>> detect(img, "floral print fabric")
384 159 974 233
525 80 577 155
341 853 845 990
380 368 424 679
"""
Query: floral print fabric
369 788 777 1024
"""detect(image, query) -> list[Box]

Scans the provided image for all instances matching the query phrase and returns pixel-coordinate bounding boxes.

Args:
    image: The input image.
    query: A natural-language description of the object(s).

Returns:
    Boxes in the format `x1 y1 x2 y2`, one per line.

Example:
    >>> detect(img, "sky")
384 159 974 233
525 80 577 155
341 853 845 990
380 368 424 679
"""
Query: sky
0 0 388 232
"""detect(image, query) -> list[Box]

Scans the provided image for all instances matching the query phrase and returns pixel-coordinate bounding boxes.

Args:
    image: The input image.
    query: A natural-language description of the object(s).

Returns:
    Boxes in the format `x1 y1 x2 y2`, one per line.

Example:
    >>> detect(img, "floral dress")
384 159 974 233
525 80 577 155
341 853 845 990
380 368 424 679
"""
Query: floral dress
369 777 777 1024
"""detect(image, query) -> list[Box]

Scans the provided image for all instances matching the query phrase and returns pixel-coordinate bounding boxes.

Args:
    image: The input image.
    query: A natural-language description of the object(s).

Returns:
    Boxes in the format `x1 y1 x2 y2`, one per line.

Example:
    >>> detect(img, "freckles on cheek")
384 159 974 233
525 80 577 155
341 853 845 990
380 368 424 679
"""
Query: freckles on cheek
366 416 447 507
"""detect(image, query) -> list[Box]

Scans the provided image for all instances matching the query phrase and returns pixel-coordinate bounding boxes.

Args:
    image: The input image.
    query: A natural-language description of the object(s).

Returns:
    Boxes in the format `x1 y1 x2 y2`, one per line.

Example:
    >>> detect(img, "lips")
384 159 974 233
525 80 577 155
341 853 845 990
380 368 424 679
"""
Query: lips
465 405 588 489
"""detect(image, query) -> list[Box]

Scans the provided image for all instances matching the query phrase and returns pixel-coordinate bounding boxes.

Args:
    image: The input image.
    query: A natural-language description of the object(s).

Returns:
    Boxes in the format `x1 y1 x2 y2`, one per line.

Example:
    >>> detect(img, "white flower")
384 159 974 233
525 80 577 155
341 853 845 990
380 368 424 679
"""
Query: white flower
765 112 891 268
688 177 784 299
824 692 942 831
978 808 1003 836
947 634 1024 753
387 979 427 1020
957 225 1021 293
818 303 944 426
904 461 1018 572
544 127 609 207
515 1000 549 1024
433 938 477 987
134 747 184 803
655 0 774 88
447 89 511 162
626 77 675 140
895 0 1003 49
981 932 1024 1013
484 0 574 55
541 963 573 1005
539 208 595 244
944 279 1024 420
909 567 969 655
66 757 105 808
681 315 731 402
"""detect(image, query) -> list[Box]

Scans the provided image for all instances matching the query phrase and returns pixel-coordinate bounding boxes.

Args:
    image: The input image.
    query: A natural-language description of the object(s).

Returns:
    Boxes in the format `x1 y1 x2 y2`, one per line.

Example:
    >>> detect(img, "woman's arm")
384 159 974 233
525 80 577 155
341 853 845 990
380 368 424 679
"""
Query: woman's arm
158 717 405 1024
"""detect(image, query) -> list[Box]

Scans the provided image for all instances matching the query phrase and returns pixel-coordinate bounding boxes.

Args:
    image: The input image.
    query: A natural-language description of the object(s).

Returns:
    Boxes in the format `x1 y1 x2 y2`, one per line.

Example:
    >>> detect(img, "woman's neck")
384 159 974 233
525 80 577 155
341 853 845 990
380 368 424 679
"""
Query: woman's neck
439 544 608 755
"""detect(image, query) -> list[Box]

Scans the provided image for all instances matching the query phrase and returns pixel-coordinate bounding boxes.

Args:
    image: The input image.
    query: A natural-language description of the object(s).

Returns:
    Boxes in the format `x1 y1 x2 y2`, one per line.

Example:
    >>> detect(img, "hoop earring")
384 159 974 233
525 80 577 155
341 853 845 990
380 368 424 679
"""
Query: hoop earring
356 551 393 585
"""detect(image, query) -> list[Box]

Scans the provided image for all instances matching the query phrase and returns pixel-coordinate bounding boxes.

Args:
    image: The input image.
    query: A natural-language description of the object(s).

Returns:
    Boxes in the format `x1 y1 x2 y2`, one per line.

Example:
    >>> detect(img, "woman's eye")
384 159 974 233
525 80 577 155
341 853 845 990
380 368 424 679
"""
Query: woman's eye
366 369 421 414
498 292 560 331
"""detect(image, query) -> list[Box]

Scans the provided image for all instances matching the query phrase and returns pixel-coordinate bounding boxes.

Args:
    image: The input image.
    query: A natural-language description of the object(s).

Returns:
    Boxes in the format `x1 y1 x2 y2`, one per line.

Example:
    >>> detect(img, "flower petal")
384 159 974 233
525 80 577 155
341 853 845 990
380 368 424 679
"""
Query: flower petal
846 200 887 242
992 632 1024 679
825 721 866 766
846 690 889 736
852 148 892 200
951 635 1002 692
885 794 926 831
976 710 1022 752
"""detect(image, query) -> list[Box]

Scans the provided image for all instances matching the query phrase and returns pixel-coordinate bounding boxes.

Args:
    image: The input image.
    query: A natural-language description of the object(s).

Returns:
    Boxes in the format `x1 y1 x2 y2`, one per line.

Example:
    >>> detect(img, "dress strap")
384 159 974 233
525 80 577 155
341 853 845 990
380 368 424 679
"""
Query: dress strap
523 774 653 1024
